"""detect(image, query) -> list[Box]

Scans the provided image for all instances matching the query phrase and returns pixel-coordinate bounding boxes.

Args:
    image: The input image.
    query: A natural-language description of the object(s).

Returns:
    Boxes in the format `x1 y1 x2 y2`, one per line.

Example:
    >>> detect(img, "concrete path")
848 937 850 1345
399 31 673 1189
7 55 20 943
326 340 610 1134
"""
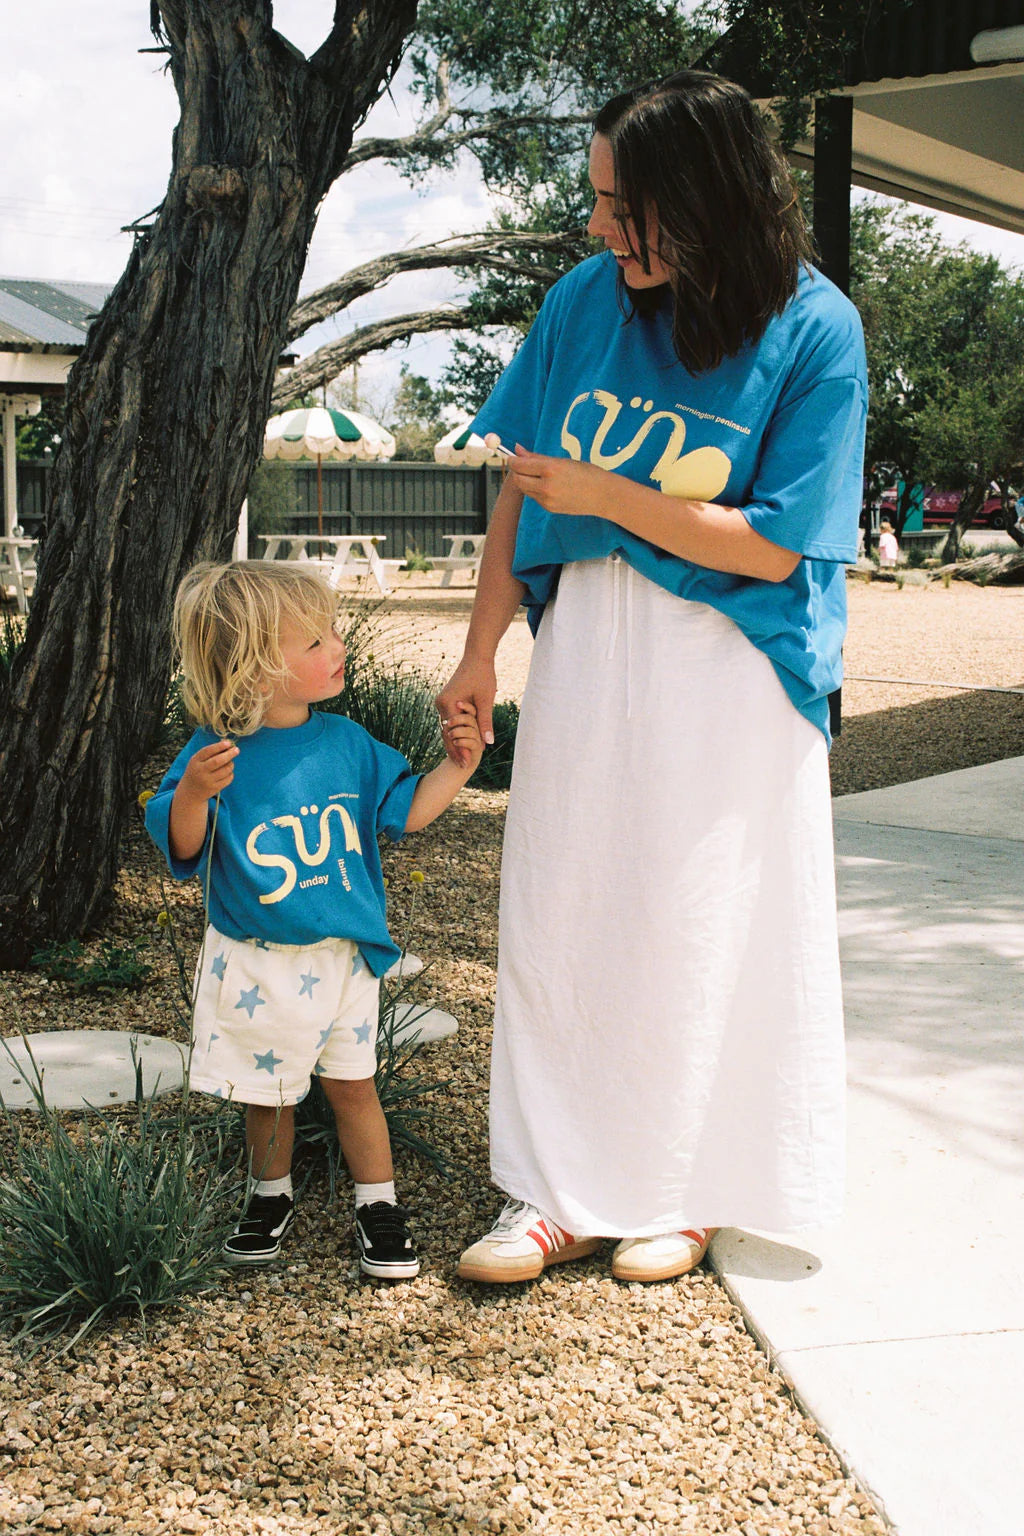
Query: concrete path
711 756 1024 1536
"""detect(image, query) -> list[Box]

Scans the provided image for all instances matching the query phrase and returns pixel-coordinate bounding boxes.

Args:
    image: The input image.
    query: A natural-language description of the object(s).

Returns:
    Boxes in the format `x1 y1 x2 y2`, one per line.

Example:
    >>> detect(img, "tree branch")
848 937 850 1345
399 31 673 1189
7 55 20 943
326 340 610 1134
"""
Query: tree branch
287 229 585 341
310 0 419 130
273 306 489 406
343 107 592 170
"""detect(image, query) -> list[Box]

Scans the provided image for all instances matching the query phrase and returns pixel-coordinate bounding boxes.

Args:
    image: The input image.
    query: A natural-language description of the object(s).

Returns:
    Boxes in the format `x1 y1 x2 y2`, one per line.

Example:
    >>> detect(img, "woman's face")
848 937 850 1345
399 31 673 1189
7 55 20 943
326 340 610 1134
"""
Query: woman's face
587 133 673 289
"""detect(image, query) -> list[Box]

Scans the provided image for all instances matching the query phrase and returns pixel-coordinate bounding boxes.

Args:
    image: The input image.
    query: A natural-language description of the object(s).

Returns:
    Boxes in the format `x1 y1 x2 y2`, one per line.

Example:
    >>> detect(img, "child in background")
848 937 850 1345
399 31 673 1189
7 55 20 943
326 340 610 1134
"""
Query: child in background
878 520 900 568
146 561 483 1277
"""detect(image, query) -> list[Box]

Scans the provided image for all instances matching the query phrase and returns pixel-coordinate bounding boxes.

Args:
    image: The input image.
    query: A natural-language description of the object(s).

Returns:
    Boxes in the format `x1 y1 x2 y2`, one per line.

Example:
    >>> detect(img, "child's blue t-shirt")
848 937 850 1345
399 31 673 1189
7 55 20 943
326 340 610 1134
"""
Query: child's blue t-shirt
145 711 419 976
471 252 868 741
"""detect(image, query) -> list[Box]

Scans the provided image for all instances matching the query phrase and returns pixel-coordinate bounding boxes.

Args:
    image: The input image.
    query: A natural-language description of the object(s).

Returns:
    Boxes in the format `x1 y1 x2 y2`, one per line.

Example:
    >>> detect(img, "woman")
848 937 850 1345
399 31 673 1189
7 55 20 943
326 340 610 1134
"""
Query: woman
437 70 867 1284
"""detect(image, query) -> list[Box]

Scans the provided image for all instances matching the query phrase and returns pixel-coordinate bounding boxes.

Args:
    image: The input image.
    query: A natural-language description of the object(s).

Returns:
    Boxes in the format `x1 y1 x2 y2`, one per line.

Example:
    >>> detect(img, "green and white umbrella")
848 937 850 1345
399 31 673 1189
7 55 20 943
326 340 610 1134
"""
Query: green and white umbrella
263 406 397 534
433 423 506 467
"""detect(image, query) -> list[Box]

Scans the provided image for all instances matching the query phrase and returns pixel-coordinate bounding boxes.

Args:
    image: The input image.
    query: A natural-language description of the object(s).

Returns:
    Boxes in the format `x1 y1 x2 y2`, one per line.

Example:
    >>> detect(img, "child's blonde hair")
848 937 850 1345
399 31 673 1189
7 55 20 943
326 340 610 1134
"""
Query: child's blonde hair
174 561 340 736
880 519 894 533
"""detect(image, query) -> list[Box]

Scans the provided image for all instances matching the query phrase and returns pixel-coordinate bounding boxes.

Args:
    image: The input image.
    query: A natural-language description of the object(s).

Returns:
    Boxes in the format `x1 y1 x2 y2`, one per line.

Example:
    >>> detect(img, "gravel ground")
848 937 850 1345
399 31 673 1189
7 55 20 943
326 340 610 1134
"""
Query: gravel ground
2 575 1023 1536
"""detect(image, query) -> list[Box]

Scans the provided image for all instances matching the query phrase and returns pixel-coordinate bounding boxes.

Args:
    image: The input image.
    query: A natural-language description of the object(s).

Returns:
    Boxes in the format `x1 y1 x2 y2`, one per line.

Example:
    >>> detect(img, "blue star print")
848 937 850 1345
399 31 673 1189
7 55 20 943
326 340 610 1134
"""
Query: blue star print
210 952 227 980
353 1019 372 1044
253 1048 283 1075
351 951 368 977
299 969 321 999
316 1025 333 1050
235 985 266 1019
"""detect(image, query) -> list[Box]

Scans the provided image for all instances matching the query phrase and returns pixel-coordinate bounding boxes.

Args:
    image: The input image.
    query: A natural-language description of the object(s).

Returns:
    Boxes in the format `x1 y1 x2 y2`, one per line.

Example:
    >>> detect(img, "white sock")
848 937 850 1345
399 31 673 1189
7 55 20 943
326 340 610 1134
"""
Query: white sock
254 1174 293 1200
355 1180 395 1210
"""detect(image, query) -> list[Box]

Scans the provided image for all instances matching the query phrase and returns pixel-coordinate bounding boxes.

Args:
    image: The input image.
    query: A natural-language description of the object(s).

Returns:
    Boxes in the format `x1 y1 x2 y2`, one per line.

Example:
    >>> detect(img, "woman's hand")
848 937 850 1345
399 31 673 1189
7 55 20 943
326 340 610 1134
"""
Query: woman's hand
504 444 613 519
436 656 497 768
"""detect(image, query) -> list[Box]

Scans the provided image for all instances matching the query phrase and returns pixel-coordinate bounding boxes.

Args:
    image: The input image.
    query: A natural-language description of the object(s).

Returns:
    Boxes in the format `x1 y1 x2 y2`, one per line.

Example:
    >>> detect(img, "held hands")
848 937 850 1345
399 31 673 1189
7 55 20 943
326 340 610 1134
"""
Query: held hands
180 738 239 802
486 435 609 519
436 661 496 768
438 701 485 776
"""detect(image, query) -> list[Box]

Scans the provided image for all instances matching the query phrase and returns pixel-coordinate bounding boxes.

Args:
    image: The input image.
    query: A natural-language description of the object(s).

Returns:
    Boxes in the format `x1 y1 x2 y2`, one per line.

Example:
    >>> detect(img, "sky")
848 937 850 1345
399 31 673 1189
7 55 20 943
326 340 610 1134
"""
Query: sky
4 0 1024 415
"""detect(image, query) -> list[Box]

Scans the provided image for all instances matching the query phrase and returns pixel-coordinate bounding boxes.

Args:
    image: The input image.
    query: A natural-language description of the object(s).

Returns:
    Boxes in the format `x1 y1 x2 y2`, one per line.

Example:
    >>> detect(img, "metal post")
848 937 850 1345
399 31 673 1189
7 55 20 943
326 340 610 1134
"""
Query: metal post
813 95 853 295
2 398 17 540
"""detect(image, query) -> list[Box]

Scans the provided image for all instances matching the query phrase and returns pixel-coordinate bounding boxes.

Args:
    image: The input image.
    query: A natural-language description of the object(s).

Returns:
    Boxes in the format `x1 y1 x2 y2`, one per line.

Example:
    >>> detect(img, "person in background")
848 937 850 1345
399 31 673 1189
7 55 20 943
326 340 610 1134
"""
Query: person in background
878 520 899 568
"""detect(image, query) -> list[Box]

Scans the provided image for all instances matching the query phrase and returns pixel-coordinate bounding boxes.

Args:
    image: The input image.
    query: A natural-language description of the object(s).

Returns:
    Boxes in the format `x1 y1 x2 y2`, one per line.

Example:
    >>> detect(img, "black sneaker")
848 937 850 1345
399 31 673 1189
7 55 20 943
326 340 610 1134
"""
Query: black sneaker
223 1193 295 1265
355 1201 420 1279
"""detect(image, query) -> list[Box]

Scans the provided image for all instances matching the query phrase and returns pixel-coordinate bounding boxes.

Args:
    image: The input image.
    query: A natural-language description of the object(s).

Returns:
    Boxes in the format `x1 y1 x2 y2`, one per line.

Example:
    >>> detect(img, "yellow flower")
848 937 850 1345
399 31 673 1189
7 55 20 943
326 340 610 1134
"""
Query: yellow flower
410 870 425 884
157 911 171 929
137 789 155 808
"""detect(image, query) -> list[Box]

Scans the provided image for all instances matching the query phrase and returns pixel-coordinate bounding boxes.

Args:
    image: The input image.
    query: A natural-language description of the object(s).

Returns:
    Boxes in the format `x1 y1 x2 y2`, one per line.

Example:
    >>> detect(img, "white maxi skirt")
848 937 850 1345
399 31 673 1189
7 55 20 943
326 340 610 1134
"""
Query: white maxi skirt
490 556 845 1237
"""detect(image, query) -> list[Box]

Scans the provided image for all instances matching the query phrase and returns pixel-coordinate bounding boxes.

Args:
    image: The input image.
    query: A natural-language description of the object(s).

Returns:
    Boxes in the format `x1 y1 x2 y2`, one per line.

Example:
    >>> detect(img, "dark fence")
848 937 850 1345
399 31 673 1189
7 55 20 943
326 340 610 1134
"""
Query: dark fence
17 460 507 559
281 461 504 559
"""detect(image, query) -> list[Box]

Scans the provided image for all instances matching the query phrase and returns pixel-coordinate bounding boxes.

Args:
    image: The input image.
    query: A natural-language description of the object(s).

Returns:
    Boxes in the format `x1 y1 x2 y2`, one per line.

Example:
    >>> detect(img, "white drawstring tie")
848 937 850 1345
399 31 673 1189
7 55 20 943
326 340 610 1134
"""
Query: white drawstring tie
605 554 634 720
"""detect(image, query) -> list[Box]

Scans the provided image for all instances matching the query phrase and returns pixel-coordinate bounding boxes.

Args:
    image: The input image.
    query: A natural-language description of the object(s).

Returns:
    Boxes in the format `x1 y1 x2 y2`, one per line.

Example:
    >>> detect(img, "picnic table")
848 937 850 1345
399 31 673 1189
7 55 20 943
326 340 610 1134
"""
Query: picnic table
436 533 486 587
259 534 391 595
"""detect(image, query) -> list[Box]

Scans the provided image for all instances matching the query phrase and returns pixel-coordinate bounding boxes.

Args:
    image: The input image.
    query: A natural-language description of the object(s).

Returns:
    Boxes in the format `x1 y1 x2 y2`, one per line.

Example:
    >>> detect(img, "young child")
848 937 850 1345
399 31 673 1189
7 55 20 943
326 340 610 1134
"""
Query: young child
878 519 900 568
145 561 483 1277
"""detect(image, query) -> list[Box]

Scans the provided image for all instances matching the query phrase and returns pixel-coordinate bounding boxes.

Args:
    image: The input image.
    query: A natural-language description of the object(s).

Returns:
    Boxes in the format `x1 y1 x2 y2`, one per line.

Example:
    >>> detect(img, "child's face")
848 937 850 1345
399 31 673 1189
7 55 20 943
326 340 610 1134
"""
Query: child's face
269 616 346 721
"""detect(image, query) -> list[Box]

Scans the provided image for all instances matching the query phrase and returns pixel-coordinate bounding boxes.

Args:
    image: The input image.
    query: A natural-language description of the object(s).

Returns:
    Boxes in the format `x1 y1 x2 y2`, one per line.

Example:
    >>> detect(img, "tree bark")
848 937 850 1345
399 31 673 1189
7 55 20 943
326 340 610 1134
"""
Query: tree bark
0 0 417 965
940 480 986 563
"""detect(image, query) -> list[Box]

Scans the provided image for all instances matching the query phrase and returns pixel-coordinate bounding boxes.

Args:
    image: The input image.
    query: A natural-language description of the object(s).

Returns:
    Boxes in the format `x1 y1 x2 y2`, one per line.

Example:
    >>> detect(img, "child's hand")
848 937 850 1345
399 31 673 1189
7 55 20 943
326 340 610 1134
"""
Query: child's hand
443 702 485 775
179 739 238 802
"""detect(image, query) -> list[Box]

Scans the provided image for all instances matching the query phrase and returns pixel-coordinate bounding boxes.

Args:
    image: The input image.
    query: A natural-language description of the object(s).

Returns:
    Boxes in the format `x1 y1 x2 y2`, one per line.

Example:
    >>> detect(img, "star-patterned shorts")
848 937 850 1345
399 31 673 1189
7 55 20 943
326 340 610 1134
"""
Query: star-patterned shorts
190 926 380 1105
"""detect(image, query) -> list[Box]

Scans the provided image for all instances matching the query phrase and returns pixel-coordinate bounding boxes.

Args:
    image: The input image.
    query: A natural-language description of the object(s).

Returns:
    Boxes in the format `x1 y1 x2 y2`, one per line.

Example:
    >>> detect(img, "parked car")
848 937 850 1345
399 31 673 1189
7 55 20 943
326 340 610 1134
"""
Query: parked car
879 485 1017 531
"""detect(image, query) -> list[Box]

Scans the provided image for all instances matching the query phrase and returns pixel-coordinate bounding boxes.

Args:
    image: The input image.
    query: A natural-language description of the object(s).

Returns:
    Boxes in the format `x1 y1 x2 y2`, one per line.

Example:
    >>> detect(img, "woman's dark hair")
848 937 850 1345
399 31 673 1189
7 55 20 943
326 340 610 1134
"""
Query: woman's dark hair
593 70 813 374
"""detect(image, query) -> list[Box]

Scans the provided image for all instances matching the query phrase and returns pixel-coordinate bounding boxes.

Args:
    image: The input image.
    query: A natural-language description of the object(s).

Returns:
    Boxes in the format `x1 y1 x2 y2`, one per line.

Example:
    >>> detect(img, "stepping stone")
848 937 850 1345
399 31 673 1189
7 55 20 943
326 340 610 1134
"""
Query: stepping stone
384 952 424 980
0 1031 187 1110
386 1003 457 1046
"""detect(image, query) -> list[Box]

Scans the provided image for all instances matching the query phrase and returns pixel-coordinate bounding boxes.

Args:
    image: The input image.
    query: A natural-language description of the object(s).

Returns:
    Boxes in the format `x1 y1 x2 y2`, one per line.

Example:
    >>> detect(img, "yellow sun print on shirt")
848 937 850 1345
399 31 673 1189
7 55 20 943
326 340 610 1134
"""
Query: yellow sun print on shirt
560 389 732 500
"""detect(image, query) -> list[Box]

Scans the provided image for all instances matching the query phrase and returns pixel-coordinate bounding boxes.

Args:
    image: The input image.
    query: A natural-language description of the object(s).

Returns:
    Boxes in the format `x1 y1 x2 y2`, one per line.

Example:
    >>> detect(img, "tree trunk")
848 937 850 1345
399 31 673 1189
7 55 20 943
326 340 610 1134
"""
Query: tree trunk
940 481 986 563
0 0 417 966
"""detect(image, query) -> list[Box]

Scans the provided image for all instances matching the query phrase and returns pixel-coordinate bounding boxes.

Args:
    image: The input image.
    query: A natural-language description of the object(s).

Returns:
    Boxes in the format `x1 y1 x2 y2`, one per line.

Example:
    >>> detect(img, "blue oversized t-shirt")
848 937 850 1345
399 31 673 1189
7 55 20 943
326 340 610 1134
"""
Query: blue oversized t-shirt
145 711 419 975
472 252 867 740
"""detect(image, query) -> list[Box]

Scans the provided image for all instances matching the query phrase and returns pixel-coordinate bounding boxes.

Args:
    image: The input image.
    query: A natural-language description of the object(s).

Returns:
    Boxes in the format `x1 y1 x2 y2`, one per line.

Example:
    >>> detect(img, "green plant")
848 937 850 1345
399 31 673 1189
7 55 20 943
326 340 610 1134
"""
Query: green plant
941 570 952 588
401 544 434 573
905 543 928 569
322 667 443 774
471 698 520 790
959 541 978 561
0 610 24 711
0 1050 237 1354
30 939 152 993
160 673 191 755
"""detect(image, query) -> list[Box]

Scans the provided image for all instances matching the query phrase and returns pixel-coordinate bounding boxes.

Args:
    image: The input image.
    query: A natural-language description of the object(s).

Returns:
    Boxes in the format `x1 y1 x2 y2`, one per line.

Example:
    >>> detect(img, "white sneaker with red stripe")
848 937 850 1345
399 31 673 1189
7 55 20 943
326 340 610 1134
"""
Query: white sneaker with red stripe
611 1227 715 1282
457 1198 602 1283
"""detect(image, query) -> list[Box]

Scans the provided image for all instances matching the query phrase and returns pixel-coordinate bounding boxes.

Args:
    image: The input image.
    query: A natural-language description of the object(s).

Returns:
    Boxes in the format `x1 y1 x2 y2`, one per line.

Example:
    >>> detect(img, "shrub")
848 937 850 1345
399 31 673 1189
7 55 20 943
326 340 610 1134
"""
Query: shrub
323 667 443 774
30 939 152 993
0 1066 236 1353
471 699 519 790
401 545 434 573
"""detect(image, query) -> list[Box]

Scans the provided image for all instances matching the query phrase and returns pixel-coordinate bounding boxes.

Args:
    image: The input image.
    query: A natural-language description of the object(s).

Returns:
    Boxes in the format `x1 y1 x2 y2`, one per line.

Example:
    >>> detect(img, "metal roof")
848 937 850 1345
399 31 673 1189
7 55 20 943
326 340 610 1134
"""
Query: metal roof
0 278 111 349
708 0 1024 234
709 0 1024 95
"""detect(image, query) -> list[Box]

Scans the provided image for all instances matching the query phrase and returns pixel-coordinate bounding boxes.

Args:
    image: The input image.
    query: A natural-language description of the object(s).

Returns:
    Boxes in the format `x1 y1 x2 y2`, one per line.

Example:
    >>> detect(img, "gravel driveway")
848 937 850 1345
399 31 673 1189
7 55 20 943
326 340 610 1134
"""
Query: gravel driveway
2 577 1021 1536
